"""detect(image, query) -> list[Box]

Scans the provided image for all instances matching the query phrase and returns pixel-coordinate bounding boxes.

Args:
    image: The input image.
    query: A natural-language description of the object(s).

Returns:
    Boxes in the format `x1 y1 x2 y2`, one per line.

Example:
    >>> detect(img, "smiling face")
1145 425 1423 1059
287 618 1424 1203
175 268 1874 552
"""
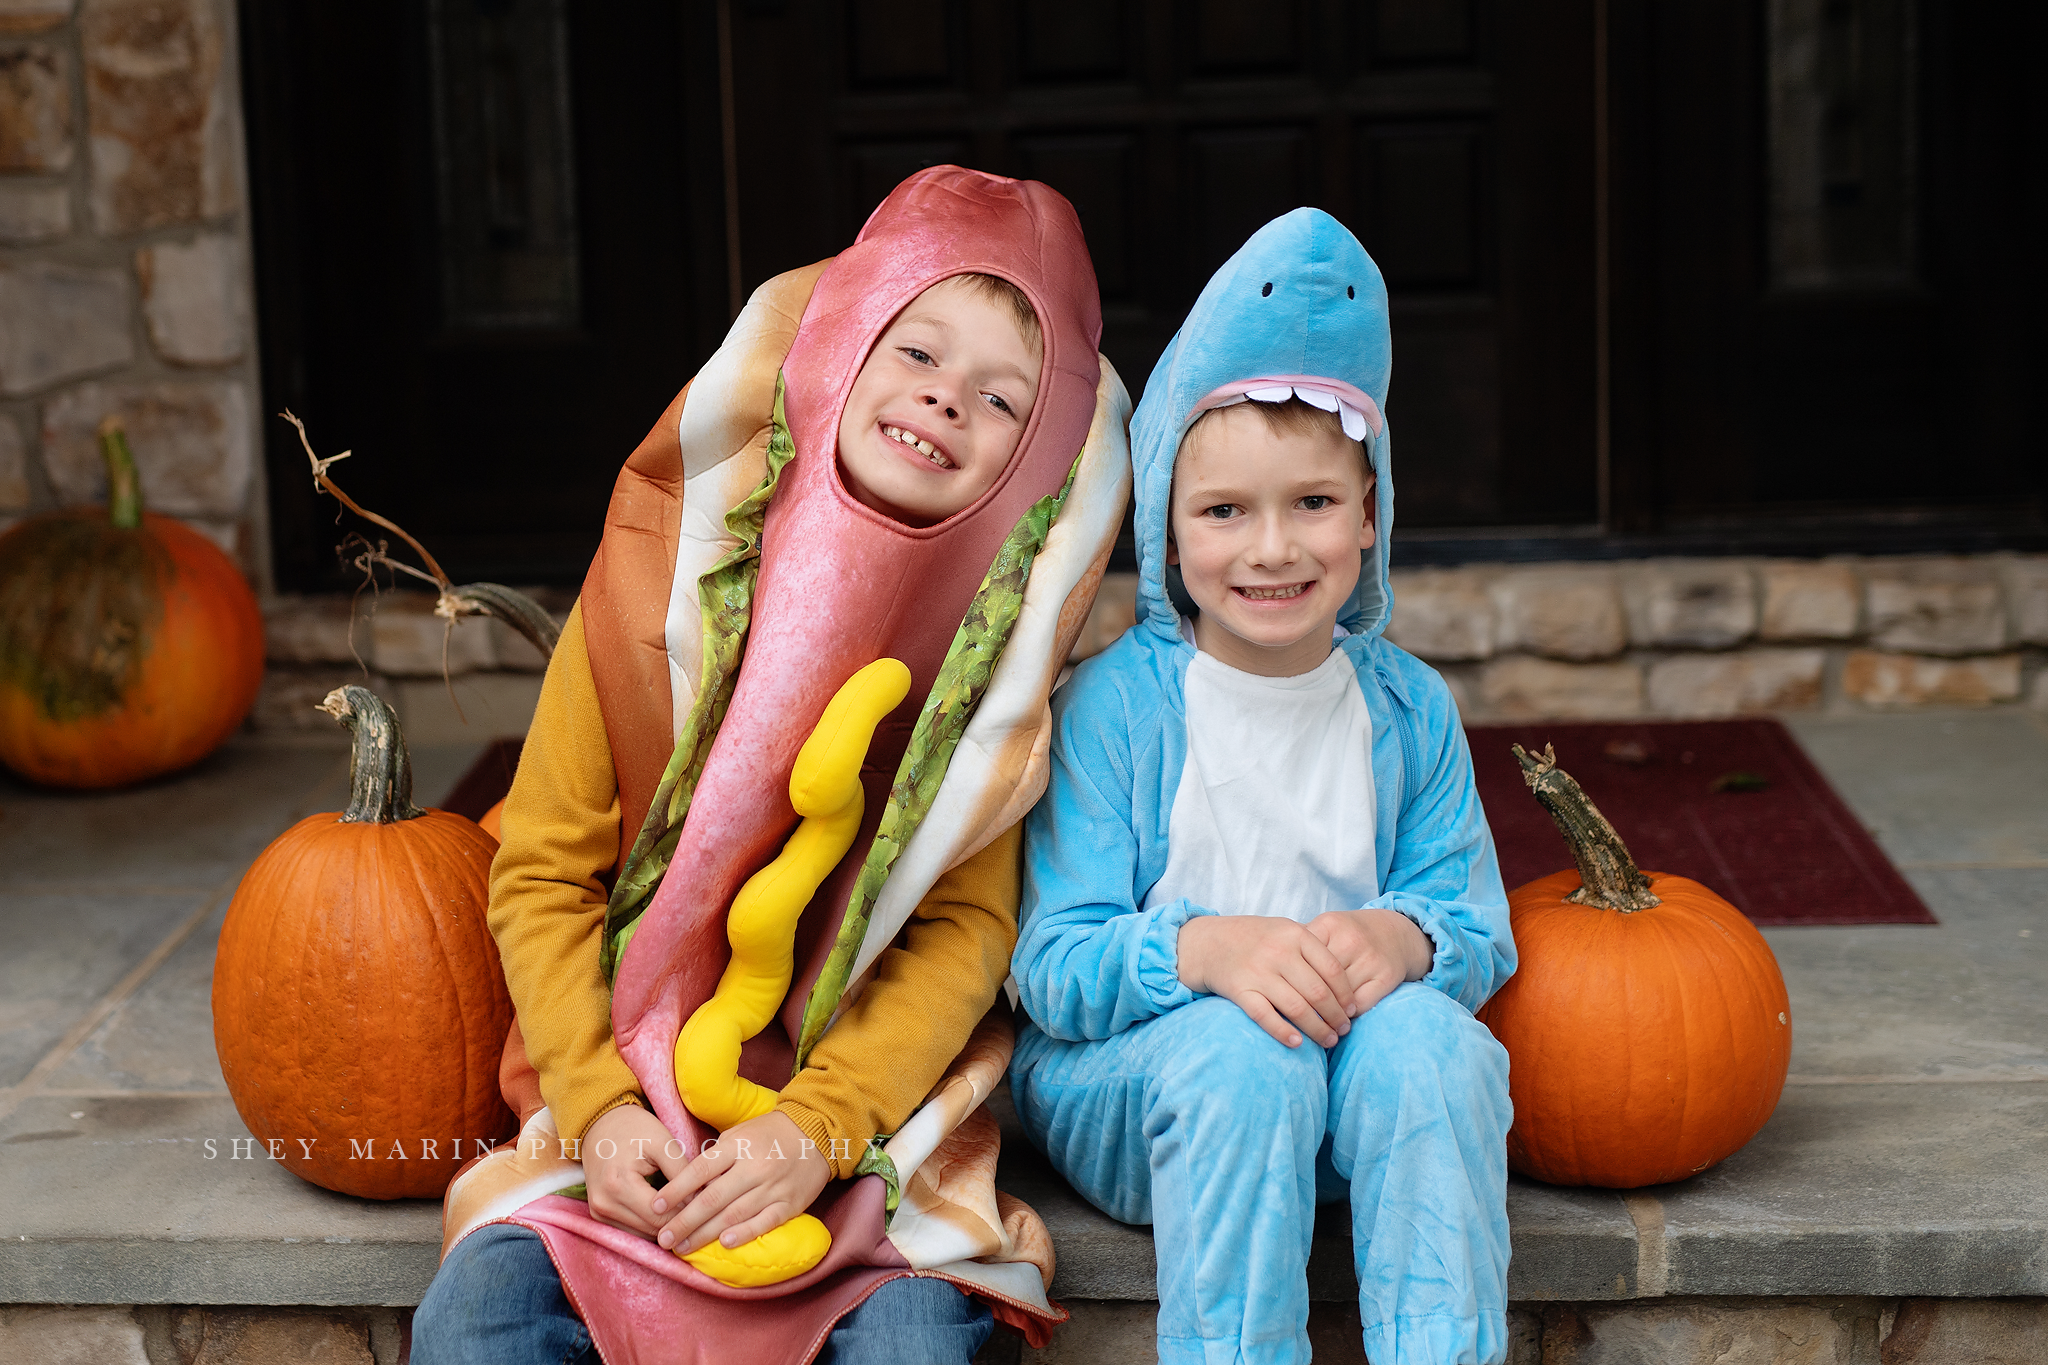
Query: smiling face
1166 401 1377 677
835 275 1044 527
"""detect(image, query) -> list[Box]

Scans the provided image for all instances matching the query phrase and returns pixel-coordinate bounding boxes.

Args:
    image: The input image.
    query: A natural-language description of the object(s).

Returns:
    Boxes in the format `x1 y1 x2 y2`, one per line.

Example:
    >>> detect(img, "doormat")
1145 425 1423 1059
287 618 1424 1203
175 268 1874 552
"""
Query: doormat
441 737 524 822
1464 718 1936 926
449 721 1936 926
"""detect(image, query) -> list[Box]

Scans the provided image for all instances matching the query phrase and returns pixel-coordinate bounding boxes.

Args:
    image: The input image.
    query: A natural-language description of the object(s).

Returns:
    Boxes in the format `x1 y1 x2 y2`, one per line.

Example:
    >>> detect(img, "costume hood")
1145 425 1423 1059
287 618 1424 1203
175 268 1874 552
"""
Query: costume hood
780 172 1102 500
1127 207 1395 643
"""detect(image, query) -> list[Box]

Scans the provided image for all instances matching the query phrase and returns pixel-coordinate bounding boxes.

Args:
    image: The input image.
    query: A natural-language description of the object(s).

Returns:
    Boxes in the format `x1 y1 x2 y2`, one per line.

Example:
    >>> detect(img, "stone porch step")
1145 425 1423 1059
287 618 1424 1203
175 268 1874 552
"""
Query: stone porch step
3 713 2046 1358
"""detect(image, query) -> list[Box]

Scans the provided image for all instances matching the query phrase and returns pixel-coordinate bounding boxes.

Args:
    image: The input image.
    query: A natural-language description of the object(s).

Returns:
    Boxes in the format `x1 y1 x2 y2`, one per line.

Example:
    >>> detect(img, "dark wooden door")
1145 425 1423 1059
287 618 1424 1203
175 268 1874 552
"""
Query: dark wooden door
244 0 730 590
727 0 1600 532
1607 0 2047 536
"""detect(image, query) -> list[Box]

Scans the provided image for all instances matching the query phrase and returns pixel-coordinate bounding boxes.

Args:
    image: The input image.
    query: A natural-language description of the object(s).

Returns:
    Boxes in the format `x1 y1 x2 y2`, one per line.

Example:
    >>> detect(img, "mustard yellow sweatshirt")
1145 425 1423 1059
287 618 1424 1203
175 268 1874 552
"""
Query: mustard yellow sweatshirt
487 604 1020 1179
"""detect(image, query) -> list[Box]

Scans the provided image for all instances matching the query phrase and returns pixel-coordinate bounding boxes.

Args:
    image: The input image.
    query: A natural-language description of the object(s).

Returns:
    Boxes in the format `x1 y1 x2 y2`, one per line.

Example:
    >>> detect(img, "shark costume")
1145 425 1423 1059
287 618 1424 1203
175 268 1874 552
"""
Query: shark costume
1009 209 1518 1365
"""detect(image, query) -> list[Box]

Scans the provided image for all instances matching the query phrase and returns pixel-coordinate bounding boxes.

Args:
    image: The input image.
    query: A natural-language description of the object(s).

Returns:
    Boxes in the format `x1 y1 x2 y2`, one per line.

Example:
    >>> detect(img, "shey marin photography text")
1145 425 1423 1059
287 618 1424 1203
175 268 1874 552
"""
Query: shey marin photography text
192 1134 881 1163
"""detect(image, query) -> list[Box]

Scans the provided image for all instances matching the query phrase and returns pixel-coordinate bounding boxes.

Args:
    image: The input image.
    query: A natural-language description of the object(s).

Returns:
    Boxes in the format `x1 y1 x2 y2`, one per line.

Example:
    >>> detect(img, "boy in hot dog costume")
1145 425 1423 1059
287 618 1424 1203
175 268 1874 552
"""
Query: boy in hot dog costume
414 167 1131 1365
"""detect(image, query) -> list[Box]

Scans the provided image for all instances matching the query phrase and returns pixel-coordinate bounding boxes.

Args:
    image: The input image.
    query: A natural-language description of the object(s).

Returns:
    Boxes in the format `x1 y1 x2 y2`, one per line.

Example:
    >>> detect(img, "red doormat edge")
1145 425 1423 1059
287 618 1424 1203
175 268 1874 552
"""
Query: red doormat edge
446 723 1937 927
1463 717 1936 927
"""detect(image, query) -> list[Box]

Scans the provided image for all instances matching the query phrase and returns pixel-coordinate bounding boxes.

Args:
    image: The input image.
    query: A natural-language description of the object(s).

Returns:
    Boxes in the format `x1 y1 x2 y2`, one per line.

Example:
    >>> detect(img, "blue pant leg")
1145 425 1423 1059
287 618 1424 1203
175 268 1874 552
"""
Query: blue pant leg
1013 997 1329 1365
1325 982 1512 1365
818 1275 994 1365
414 1227 988 1365
411 1223 596 1365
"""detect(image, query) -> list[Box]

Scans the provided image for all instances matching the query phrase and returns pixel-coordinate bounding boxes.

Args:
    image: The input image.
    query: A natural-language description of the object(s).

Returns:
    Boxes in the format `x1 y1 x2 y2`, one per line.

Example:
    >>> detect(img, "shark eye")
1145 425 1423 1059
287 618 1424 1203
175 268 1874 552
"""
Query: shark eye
1347 285 1355 299
1260 282 1273 297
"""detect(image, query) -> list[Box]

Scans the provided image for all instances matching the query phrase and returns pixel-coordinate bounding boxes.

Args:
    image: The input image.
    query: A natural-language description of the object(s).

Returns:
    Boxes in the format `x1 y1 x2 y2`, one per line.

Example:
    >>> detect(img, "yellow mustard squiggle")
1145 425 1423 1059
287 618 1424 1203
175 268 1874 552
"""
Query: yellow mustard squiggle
674 657 911 1287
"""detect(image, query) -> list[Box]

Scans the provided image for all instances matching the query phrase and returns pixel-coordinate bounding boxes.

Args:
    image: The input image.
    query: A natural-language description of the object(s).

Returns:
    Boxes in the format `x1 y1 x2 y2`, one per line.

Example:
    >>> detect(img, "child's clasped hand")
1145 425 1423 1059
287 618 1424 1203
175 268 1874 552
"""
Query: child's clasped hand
1177 909 1434 1049
581 1104 833 1258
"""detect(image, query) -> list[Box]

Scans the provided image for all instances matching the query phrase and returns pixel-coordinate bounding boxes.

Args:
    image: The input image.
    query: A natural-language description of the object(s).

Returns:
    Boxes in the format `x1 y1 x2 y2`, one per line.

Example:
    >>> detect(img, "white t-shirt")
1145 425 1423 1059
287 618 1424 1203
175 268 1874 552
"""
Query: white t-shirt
1140 641 1378 923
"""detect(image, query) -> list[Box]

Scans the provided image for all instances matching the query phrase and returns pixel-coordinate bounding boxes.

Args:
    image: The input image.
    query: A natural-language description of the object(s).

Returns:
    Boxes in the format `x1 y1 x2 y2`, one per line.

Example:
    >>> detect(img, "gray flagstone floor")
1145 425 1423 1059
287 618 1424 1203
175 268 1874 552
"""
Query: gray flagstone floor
0 711 2043 1309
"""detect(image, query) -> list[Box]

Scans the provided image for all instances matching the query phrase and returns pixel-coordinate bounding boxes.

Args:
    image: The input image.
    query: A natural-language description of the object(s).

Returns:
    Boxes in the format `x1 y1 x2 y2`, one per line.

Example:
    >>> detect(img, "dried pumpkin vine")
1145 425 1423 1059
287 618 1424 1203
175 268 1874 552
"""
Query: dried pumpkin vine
281 411 560 703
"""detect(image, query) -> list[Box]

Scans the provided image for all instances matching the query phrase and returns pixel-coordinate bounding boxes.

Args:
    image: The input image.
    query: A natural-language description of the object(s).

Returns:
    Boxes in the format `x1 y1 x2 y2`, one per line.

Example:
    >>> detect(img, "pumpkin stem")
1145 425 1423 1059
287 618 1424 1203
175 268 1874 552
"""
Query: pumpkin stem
318 685 426 824
441 582 560 662
1513 742 1662 912
97 416 142 531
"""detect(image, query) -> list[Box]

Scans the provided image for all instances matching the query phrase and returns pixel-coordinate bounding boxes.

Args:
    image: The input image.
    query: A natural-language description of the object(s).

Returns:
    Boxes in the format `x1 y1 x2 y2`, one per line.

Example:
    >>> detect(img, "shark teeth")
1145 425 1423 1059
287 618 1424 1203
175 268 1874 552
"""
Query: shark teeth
884 425 952 469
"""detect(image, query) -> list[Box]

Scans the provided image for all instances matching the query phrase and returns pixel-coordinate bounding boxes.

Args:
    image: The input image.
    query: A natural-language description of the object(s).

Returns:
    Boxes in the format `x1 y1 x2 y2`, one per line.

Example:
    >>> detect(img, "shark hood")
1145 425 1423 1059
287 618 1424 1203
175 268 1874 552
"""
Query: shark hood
1128 207 1394 643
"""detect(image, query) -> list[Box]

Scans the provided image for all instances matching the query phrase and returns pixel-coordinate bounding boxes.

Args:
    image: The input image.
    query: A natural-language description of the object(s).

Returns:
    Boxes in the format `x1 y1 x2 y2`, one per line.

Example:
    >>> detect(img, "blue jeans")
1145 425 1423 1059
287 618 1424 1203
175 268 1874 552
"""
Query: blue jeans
411 1223 994 1365
1012 985 1513 1365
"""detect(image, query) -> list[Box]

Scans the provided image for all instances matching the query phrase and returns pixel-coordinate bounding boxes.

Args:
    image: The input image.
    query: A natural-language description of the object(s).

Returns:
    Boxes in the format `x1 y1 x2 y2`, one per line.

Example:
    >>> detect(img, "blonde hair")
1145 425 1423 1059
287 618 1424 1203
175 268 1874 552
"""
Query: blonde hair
948 272 1042 356
1186 397 1370 469
1194 395 1342 443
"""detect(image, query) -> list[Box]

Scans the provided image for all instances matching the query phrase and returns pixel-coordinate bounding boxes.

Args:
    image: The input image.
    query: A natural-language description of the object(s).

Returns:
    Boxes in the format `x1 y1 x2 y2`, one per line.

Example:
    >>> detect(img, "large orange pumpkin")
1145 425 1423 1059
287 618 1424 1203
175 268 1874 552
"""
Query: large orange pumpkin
0 418 263 788
1476 743 1792 1188
212 684 514 1199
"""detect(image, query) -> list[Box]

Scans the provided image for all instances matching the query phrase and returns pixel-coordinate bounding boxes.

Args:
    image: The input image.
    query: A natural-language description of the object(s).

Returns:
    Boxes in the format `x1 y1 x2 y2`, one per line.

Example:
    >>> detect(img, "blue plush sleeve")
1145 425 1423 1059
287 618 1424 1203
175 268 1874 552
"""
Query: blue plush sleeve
1013 669 1207 1042
1364 670 1516 1012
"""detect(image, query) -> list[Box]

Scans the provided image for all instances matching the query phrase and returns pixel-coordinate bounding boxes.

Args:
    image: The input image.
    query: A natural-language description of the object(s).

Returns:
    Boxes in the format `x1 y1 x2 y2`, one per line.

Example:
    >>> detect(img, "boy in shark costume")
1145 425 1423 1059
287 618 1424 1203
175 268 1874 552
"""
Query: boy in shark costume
1010 210 1517 1365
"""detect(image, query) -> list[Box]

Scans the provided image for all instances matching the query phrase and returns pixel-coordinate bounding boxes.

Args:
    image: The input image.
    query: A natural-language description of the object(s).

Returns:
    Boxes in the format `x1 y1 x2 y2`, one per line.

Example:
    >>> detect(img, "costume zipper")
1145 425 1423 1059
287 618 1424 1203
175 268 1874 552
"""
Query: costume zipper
1374 657 1424 806
1397 708 1422 805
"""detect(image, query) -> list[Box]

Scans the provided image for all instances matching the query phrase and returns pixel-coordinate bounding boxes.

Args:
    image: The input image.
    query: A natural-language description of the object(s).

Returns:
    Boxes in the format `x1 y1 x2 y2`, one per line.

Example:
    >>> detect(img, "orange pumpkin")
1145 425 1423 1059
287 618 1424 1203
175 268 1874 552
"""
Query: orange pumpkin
478 797 505 840
1476 743 1792 1188
212 684 513 1199
0 418 263 788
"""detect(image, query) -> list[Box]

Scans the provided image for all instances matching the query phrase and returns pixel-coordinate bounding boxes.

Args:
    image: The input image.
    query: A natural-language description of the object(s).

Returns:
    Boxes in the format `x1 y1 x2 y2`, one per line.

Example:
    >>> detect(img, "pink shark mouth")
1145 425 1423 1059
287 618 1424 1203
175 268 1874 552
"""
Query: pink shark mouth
1193 376 1384 443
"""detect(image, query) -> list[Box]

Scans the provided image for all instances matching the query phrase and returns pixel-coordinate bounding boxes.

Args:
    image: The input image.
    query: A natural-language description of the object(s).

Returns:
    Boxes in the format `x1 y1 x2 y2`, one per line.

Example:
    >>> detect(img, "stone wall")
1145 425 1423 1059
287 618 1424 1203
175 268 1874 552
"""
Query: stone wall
0 0 263 581
0 1304 409 1365
1074 556 2048 720
252 553 2048 740
257 587 575 744
1024 1297 2048 1364
5 1296 2042 1364
1391 556 2048 719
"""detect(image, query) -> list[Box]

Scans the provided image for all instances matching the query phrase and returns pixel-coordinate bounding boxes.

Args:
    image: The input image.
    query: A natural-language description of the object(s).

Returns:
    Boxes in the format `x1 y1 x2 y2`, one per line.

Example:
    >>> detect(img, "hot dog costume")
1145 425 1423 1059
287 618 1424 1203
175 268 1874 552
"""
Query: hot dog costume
438 167 1132 1363
1008 209 1518 1365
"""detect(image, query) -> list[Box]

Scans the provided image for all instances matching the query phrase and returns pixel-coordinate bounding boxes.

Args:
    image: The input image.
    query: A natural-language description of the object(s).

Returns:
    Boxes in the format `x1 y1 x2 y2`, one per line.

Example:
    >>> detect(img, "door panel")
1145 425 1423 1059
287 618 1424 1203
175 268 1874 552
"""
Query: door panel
848 0 956 86
1186 126 1316 279
244 0 728 590
1014 134 1138 299
1363 123 1488 290
1373 0 1478 63
1619 0 2045 527
728 0 1599 532
248 0 1604 586
1188 0 1305 75
244 0 2037 583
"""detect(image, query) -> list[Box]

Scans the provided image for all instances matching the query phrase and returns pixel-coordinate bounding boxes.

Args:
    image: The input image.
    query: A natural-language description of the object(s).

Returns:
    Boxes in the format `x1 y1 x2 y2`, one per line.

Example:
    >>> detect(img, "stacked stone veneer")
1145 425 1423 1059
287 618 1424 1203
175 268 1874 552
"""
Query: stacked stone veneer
1069 556 2048 721
5 1297 2043 1364
1385 556 2048 719
257 587 577 743
253 555 2048 738
0 0 262 575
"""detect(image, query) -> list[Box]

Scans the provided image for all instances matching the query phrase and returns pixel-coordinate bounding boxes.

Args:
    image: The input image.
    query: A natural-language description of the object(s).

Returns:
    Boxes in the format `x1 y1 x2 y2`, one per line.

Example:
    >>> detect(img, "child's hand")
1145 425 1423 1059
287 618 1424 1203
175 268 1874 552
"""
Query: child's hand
1306 908 1436 1017
653 1109 833 1257
582 1102 691 1238
1176 914 1357 1048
